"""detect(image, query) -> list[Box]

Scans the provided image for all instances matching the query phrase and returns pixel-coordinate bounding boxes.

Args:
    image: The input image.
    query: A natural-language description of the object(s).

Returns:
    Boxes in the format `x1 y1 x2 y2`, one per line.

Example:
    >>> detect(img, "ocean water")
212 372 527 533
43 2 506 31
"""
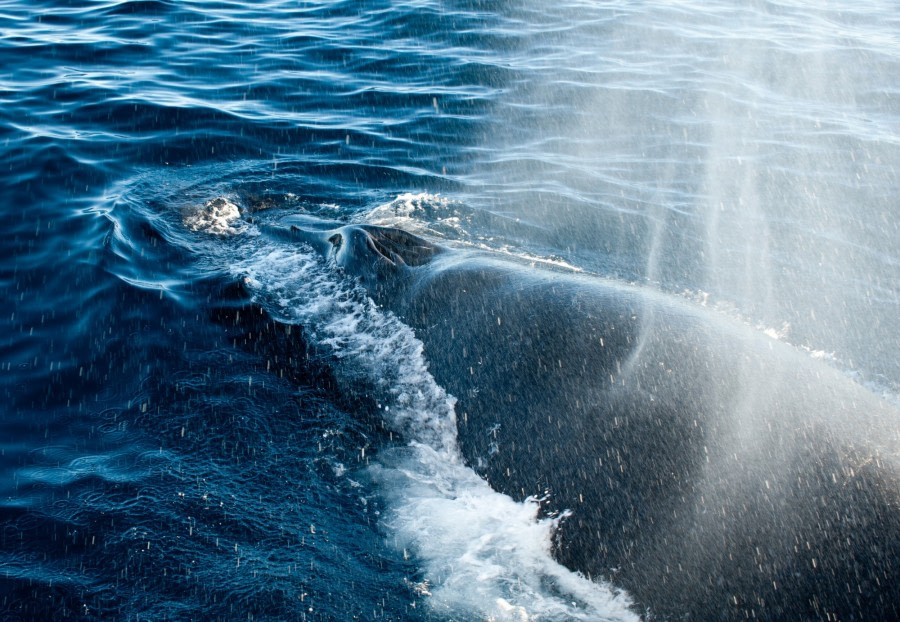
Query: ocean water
1 1 898 620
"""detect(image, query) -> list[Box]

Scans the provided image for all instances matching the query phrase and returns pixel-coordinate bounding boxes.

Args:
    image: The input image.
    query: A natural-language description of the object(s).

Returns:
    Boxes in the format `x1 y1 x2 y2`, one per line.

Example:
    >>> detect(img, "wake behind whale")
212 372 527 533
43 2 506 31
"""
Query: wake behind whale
189 197 899 620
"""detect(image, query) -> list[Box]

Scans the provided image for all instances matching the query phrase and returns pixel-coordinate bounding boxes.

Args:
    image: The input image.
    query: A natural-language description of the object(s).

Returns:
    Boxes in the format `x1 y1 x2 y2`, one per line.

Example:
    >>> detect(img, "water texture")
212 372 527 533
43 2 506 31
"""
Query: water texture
1 0 898 620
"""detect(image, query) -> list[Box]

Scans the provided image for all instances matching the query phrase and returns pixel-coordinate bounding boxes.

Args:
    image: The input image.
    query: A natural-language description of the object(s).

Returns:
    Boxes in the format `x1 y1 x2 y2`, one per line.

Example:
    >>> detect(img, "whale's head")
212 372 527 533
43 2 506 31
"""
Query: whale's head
265 219 442 298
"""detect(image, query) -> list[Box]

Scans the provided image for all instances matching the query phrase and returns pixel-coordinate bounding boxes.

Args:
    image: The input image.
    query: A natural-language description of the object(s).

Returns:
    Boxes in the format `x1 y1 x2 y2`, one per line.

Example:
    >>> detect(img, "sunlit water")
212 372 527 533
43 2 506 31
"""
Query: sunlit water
1 1 897 620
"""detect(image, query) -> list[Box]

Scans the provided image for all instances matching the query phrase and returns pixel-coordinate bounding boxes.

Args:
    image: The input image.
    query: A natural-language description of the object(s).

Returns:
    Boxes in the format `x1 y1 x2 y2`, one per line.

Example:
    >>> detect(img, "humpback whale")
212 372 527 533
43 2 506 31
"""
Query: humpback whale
267 219 900 620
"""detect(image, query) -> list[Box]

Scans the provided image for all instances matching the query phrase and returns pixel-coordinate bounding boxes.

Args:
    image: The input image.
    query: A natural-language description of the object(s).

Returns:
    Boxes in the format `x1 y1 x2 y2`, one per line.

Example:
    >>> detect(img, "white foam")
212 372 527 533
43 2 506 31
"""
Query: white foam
183 197 245 236
363 192 468 239
366 192 454 222
234 243 460 453
217 224 639 622
372 445 637 622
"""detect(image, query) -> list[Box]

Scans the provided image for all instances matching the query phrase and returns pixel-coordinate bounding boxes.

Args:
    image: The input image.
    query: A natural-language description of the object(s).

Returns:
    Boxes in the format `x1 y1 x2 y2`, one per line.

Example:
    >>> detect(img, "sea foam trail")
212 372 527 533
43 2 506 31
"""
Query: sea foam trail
187 199 638 621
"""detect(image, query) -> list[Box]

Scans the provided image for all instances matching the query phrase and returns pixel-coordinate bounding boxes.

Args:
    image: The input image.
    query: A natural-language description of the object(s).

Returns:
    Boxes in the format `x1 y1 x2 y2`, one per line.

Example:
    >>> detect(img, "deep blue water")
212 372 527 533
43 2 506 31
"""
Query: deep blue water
2 1 898 620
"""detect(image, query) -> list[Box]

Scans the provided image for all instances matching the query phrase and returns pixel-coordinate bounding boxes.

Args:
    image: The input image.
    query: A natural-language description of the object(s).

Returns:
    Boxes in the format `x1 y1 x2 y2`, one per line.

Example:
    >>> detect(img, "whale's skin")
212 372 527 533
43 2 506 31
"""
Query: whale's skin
270 220 900 621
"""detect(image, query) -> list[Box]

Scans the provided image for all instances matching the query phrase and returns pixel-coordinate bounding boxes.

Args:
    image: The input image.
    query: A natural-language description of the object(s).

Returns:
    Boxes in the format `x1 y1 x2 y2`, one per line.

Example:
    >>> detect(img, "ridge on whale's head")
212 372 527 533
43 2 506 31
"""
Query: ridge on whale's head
271 220 443 295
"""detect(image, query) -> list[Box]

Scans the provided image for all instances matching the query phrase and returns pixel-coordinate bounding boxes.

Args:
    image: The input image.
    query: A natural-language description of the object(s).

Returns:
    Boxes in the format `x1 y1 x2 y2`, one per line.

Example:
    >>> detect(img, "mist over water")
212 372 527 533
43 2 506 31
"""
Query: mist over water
472 0 899 387
1 0 897 620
